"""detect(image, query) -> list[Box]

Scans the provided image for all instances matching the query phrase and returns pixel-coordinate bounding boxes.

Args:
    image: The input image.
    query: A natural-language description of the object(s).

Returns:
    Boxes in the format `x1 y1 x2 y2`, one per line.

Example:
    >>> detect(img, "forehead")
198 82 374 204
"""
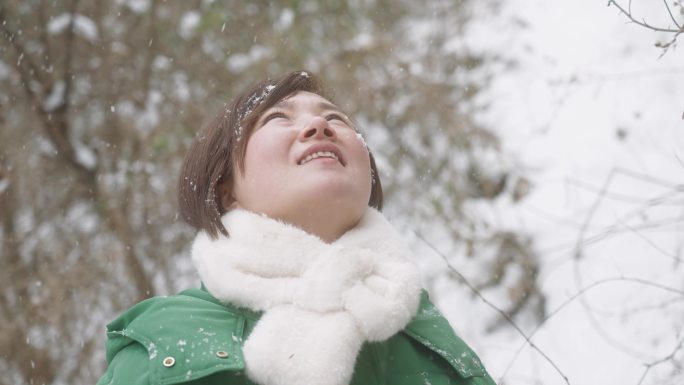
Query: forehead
272 91 341 112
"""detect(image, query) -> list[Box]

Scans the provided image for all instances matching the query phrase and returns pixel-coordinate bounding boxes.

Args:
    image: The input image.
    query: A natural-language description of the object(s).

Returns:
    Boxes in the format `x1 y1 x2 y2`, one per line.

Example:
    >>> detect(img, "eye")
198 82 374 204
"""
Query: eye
260 111 288 126
325 113 347 123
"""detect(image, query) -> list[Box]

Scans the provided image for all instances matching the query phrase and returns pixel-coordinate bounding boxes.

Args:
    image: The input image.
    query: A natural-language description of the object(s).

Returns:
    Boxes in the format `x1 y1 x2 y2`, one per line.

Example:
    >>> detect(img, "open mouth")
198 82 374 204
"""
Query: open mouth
298 144 345 166
299 151 340 165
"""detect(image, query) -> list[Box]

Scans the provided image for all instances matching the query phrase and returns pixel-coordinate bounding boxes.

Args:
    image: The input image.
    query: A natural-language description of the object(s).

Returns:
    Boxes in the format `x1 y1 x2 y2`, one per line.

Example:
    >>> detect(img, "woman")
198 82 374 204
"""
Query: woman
97 71 496 385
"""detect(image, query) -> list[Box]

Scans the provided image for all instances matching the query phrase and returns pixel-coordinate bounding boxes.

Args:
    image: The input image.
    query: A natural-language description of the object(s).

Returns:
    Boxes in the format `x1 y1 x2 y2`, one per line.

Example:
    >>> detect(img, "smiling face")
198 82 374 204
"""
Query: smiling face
228 91 372 242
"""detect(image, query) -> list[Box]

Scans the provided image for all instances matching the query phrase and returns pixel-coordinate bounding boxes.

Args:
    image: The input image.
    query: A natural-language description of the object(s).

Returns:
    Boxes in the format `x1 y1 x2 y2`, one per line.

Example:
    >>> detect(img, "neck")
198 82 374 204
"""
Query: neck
269 203 365 243
291 210 359 243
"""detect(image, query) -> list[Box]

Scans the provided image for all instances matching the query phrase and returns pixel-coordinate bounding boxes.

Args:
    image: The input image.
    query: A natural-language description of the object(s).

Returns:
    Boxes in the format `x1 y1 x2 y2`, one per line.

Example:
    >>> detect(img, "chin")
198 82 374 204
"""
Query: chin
306 174 370 197
293 190 366 215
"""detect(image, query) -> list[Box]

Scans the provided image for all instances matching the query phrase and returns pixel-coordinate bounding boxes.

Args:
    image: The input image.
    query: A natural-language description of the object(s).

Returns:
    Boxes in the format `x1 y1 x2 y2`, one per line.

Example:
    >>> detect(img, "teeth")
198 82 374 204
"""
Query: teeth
300 151 339 165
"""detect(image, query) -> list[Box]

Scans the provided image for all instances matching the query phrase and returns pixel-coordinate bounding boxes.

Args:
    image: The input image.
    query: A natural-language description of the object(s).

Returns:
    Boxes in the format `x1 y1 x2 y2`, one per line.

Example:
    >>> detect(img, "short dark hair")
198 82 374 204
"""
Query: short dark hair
177 70 383 238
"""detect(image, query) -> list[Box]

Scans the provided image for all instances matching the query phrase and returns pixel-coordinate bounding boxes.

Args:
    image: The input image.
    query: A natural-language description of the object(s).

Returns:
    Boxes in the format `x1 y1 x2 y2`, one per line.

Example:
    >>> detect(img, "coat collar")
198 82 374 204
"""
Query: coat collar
184 287 489 378
403 291 490 378
104 288 490 383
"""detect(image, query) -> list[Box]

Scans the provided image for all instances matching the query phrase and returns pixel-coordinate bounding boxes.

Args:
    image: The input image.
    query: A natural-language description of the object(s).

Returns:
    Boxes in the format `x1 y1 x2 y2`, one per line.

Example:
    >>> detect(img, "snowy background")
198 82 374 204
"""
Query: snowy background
424 1 684 384
1 1 682 384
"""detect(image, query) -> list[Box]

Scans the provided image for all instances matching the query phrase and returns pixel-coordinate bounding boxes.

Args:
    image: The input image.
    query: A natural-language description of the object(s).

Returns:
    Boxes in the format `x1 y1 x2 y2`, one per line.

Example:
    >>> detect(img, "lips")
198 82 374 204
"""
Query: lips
297 143 346 166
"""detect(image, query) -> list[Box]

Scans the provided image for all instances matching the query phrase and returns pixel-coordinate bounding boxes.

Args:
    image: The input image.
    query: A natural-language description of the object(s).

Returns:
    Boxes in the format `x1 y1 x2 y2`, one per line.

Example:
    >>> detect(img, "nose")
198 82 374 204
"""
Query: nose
299 116 337 141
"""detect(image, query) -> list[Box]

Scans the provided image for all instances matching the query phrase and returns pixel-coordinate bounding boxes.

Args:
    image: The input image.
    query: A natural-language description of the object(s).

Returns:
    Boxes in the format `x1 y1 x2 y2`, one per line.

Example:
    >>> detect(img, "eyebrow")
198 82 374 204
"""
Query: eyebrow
274 99 346 115
316 101 344 114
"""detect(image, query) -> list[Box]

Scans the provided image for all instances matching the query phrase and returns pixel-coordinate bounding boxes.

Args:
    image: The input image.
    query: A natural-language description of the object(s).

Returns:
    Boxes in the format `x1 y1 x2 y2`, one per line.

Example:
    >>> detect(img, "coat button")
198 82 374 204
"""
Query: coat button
162 356 175 367
216 351 229 358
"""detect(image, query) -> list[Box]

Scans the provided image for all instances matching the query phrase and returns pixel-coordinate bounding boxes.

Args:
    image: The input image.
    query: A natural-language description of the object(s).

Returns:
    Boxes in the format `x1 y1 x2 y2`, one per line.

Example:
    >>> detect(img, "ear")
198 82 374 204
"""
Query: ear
217 180 236 211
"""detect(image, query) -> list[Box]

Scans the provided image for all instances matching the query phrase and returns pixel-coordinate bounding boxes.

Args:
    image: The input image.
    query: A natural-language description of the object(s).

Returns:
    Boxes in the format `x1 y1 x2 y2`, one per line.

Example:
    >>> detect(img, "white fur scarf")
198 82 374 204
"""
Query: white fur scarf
191 208 421 385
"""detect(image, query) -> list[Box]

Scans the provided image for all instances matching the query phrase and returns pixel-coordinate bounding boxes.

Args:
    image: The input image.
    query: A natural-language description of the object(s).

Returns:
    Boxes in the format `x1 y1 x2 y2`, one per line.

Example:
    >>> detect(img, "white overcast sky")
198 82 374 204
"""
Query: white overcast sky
442 1 684 384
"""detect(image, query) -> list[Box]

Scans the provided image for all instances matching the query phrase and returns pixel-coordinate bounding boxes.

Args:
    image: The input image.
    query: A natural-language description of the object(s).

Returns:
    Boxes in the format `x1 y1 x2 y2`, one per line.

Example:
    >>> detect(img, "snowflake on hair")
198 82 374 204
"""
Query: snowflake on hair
236 83 276 139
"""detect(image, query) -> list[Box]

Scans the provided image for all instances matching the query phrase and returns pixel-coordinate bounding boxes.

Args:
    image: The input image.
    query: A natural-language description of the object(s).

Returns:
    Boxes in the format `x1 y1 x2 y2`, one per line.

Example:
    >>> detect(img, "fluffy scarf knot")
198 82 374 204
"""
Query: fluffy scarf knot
192 208 421 385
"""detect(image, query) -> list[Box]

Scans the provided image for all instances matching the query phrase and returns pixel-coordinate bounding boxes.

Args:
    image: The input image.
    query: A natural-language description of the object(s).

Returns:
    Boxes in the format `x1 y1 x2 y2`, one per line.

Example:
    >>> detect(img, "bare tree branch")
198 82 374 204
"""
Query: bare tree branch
500 276 684 380
567 177 684 206
637 335 684 385
618 218 684 264
663 0 682 29
607 0 684 54
60 0 80 116
139 0 159 108
608 0 682 33
415 232 571 385
0 163 57 385
574 167 617 259
0 8 45 106
37 0 54 76
1 0 155 305
573 261 669 364
573 167 684 259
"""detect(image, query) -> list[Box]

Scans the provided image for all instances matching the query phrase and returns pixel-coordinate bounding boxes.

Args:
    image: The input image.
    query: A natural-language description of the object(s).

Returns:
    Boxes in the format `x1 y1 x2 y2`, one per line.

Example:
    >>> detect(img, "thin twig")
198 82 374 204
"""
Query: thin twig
572 168 683 259
575 168 617 259
587 296 684 318
637 335 684 385
499 277 684 380
663 0 682 29
414 231 571 385
61 0 80 115
0 8 45 105
618 218 684 264
608 0 681 33
655 30 683 58
567 177 684 206
539 211 684 257
612 167 681 190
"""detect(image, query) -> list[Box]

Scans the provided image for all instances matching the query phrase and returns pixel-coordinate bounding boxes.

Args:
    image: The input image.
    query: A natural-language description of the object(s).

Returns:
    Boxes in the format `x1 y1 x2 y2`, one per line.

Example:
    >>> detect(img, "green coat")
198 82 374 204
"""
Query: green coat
97 288 495 385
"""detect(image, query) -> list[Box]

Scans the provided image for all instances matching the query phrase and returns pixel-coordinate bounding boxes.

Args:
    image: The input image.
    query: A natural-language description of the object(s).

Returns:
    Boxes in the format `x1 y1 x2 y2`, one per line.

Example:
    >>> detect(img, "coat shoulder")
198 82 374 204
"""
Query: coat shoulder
103 288 252 385
401 291 495 383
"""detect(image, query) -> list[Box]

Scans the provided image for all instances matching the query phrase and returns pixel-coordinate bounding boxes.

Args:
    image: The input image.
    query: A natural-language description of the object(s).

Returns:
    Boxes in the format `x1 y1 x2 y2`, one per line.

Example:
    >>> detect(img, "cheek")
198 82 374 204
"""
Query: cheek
242 132 288 173
347 134 371 169
345 135 373 194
